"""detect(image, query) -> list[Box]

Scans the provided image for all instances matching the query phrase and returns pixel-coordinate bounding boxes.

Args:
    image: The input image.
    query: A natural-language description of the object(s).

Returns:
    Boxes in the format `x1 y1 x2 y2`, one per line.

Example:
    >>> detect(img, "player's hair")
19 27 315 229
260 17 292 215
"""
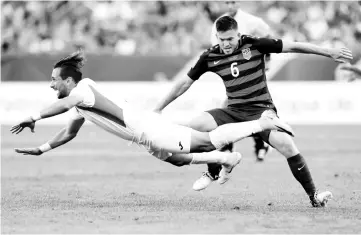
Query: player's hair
53 50 86 83
215 15 238 32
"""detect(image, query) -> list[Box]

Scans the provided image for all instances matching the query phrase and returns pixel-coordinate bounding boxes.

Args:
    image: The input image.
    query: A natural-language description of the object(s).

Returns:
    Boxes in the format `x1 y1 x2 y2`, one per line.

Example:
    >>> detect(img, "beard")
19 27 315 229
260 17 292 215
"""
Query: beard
223 47 234 54
57 90 67 99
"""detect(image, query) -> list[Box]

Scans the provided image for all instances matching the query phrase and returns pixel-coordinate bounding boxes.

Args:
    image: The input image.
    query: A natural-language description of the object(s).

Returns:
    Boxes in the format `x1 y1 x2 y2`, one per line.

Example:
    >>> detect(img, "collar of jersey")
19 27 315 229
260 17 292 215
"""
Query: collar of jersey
210 39 247 59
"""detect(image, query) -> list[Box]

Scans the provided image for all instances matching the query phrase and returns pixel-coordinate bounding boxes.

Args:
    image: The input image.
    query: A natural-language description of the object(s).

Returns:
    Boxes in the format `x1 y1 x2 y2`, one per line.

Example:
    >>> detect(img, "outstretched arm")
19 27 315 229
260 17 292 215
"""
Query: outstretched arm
36 95 83 120
14 117 85 155
10 95 83 134
155 52 208 112
282 41 353 63
154 76 195 112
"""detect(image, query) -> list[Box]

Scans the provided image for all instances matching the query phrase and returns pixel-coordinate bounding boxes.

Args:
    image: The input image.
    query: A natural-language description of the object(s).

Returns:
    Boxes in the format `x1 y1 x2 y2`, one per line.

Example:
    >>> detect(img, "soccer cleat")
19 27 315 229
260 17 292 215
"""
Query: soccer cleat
192 172 216 191
310 191 333 207
218 152 242 185
192 146 234 191
260 116 295 137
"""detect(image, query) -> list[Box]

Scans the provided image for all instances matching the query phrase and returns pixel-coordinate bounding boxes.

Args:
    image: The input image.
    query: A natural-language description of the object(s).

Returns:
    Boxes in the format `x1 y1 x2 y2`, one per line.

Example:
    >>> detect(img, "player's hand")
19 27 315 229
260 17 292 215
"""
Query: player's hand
14 147 42 155
330 47 353 63
10 116 36 134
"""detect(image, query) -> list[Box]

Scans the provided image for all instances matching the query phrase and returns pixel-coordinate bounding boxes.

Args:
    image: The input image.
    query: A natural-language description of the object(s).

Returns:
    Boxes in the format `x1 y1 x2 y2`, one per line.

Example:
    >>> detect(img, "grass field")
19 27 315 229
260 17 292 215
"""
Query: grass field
2 124 361 233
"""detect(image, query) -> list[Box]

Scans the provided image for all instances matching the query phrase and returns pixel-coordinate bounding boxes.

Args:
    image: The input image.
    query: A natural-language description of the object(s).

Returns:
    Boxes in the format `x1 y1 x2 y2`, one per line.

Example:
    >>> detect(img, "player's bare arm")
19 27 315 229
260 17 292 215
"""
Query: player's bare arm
154 75 195 112
282 41 353 63
37 95 83 119
14 116 85 156
10 95 83 135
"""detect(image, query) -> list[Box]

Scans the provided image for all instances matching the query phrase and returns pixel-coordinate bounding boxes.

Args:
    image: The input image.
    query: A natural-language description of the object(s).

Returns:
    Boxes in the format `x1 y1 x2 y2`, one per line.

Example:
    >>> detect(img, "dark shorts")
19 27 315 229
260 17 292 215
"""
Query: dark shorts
207 105 278 144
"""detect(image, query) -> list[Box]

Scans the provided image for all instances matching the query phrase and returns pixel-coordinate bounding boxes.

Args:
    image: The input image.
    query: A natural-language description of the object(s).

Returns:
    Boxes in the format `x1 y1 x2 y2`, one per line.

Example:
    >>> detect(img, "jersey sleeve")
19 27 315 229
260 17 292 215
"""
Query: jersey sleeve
245 36 283 54
187 53 208 81
69 107 84 120
69 81 95 107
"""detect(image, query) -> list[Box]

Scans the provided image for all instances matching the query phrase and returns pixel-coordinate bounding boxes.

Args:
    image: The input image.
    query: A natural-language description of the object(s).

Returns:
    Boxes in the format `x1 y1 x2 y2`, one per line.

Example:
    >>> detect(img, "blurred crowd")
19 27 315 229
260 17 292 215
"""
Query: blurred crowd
2 1 361 60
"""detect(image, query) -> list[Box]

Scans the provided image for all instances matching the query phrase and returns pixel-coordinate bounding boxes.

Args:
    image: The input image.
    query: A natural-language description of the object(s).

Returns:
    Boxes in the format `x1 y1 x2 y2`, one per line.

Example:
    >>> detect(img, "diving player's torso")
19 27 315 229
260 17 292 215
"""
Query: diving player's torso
70 78 134 140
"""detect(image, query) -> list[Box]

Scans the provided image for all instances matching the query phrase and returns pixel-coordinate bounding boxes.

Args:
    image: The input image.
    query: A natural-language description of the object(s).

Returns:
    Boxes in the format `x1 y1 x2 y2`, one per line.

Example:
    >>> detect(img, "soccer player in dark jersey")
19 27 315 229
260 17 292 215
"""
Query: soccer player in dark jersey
209 1 273 161
154 16 353 207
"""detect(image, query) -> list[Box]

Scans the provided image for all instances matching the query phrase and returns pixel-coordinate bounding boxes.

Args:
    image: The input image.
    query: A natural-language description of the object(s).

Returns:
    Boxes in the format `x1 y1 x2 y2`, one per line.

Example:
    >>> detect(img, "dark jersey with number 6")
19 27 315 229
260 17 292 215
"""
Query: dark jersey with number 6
187 35 283 109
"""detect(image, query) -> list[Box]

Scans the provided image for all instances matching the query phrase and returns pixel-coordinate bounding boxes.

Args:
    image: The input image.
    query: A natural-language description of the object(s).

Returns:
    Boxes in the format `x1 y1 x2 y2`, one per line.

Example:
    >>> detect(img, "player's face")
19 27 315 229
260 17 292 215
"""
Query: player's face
217 29 241 54
225 1 240 13
50 68 72 99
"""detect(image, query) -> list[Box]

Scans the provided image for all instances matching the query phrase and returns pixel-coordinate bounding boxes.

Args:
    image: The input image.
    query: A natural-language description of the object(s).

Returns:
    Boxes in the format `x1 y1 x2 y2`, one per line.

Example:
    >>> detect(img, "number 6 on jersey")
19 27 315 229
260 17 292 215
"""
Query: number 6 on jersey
231 62 239 77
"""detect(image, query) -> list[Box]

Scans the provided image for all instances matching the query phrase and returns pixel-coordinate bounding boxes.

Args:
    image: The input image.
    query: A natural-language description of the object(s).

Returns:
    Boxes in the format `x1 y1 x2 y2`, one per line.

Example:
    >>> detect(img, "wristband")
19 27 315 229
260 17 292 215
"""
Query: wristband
39 143 52 153
31 112 42 121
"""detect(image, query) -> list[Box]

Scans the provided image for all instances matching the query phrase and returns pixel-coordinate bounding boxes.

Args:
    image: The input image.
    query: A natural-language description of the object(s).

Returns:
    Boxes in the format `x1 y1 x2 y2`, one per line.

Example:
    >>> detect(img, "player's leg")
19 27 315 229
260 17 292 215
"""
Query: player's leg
142 111 241 168
190 107 251 188
257 109 331 206
253 135 271 161
190 107 295 191
261 129 332 207
126 108 239 168
220 98 235 152
148 148 241 168
183 119 282 179
190 112 294 190
144 119 242 169
148 120 240 158
179 111 223 188
202 116 294 150
146 113 292 168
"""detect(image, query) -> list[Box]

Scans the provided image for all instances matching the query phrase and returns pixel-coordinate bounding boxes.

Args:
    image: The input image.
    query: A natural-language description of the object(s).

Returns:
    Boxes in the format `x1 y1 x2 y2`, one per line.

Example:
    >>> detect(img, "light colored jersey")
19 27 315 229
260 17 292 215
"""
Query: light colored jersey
335 59 361 82
69 78 134 141
69 78 192 160
210 9 271 46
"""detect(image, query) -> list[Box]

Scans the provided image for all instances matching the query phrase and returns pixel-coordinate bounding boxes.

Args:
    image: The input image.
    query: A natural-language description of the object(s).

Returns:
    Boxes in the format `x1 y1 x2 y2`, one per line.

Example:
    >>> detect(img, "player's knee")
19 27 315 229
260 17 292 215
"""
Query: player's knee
274 138 298 157
278 145 293 156
187 113 217 132
188 122 208 132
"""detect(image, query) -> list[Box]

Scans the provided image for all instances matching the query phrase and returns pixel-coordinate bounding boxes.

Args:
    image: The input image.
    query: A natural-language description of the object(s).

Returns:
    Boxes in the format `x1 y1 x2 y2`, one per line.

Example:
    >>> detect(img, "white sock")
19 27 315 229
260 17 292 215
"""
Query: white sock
209 121 263 149
190 150 228 165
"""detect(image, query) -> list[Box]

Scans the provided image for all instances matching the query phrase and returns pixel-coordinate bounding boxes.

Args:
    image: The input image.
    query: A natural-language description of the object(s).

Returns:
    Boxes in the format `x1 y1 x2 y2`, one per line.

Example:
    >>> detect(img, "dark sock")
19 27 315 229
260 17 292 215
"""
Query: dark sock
287 154 317 197
254 136 267 154
219 143 234 152
207 163 222 179
253 136 264 148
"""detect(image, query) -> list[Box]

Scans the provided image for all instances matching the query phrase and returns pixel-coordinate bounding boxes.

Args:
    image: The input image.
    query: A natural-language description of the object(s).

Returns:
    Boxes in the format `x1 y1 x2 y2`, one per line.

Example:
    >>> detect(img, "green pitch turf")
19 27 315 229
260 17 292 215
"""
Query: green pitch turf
2 125 361 233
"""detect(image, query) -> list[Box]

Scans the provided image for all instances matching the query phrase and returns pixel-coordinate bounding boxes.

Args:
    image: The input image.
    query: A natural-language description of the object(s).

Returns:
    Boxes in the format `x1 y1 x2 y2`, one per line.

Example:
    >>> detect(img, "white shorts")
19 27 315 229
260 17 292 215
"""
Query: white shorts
123 107 192 158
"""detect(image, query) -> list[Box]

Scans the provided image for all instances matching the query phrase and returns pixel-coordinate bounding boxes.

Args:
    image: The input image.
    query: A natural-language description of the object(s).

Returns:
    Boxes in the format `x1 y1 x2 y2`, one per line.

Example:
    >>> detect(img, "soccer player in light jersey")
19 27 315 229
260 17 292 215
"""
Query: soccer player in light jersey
210 1 271 45
155 16 353 207
11 51 294 183
338 60 361 82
